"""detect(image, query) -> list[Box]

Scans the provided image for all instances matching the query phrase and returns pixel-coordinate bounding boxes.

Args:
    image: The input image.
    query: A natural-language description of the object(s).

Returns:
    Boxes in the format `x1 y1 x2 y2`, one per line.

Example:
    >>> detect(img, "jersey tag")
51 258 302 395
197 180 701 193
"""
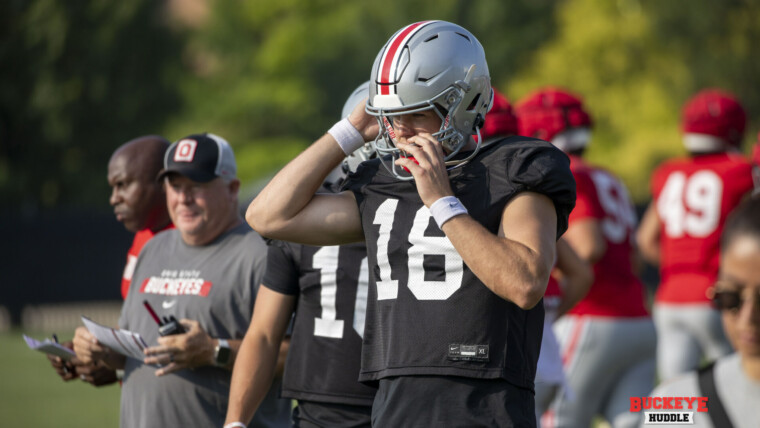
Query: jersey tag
448 343 489 362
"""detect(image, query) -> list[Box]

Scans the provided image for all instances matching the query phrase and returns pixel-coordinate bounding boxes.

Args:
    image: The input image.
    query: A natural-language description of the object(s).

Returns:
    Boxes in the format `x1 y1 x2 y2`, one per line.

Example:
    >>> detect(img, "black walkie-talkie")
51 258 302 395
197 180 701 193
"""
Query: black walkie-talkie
158 315 185 336
143 300 185 336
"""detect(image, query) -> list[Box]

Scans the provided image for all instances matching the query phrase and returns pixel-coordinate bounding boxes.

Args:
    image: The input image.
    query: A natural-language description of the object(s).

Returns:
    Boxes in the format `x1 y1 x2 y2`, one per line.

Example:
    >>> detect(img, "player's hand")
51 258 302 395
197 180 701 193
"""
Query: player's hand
395 133 455 206
143 319 215 376
73 326 113 365
76 360 119 386
347 98 379 142
47 340 78 381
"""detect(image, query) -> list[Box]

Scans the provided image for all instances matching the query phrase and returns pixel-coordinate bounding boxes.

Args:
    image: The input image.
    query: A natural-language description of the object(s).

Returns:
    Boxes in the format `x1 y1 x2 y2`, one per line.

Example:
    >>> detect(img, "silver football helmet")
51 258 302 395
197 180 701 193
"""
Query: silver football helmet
366 20 492 180
341 81 377 173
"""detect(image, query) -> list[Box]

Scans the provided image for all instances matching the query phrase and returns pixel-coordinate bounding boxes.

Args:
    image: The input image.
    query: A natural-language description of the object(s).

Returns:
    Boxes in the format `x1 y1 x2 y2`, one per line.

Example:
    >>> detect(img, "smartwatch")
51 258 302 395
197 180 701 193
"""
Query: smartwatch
214 338 231 367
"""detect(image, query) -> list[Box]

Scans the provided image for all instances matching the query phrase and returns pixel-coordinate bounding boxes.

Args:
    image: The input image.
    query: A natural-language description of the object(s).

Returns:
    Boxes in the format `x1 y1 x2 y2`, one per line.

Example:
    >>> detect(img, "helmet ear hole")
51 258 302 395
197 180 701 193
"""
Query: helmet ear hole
467 94 481 112
474 114 485 131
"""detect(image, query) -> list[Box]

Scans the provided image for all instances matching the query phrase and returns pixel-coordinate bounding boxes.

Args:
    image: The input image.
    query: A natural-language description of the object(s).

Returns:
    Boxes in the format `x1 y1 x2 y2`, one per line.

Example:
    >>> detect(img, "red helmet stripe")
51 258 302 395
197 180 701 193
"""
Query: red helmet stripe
377 21 436 96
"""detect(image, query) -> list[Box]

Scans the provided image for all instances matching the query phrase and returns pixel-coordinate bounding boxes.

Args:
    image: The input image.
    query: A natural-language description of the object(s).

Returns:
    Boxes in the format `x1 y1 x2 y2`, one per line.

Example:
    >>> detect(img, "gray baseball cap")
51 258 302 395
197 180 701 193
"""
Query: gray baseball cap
158 133 237 183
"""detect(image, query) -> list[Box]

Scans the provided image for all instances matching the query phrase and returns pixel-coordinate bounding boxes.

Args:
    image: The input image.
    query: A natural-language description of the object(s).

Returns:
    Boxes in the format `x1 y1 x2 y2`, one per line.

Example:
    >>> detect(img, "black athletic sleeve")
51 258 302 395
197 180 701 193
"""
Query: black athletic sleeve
261 240 300 295
502 139 577 239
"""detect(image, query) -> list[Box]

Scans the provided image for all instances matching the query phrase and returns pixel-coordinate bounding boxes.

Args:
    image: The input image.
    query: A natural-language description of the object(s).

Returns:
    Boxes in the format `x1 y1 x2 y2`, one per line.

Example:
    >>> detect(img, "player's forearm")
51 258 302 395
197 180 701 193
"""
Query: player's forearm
442 215 552 309
246 134 345 237
225 333 281 425
556 272 593 317
555 239 594 316
637 234 660 266
562 219 606 264
636 204 661 266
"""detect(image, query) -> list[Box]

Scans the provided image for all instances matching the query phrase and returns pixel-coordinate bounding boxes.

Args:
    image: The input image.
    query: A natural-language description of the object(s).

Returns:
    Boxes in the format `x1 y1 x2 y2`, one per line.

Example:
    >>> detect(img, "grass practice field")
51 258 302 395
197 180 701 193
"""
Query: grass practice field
0 329 120 427
1 328 613 427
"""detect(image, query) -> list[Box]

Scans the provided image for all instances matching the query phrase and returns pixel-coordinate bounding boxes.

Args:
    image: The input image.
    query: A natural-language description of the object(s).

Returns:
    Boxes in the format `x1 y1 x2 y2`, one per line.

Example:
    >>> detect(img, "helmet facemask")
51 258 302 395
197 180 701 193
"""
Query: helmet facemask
368 65 489 181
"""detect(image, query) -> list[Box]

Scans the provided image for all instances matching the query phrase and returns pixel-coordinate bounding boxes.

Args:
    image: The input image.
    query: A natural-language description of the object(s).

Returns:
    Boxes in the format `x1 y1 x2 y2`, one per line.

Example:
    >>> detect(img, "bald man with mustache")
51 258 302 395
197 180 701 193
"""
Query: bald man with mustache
47 135 173 386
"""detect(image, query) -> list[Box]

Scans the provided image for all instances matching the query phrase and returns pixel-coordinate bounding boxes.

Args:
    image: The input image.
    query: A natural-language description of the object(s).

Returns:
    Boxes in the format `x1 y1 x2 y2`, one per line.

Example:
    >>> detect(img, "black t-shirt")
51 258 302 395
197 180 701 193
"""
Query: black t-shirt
263 240 378 406
341 136 576 390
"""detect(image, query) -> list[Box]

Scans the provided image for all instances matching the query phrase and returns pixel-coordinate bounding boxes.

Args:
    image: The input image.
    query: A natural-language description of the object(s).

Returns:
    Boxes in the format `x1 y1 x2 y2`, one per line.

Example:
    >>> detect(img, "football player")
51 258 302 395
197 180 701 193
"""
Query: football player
247 21 575 426
225 82 378 428
637 89 756 382
482 88 593 426
517 87 656 428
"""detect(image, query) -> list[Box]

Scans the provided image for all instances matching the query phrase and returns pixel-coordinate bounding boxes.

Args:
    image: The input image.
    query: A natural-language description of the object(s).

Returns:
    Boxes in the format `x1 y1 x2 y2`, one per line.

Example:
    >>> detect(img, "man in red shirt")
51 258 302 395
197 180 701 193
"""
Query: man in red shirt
48 135 173 386
637 89 755 383
109 136 174 299
517 88 655 428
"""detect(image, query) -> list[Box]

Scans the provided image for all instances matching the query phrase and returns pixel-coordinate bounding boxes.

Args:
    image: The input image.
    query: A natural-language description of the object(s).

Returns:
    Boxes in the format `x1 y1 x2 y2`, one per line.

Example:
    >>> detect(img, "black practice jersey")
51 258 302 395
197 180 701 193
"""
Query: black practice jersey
342 136 576 389
262 240 377 406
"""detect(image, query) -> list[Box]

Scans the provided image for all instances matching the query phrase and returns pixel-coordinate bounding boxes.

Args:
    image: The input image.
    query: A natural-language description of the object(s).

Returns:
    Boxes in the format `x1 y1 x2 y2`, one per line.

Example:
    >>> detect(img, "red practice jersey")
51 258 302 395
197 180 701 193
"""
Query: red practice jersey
652 153 754 304
567 156 648 317
121 224 174 299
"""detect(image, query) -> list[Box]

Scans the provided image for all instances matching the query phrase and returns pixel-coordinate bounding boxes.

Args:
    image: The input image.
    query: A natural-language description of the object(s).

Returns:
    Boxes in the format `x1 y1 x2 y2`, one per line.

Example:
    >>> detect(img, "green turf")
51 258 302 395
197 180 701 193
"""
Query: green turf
2 329 616 427
0 329 120 427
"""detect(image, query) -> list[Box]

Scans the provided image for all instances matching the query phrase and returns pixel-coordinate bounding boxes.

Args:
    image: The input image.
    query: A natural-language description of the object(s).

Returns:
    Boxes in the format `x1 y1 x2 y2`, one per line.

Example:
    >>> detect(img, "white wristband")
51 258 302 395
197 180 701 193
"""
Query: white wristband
328 118 364 155
223 423 247 428
429 196 468 228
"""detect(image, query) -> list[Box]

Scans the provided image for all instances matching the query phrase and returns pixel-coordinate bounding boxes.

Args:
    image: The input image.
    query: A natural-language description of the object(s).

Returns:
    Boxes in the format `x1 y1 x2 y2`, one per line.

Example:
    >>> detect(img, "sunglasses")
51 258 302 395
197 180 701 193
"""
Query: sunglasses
711 285 760 312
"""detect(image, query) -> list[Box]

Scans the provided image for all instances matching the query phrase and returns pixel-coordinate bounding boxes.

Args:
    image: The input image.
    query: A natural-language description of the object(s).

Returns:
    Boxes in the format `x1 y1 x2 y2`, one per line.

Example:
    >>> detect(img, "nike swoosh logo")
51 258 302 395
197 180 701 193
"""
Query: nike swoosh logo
162 300 177 309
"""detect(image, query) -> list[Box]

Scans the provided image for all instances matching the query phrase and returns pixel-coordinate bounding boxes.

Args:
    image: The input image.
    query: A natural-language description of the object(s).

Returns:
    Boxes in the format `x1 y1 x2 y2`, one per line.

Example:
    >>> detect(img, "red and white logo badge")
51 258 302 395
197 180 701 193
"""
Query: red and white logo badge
140 276 212 297
174 139 198 162
631 396 708 425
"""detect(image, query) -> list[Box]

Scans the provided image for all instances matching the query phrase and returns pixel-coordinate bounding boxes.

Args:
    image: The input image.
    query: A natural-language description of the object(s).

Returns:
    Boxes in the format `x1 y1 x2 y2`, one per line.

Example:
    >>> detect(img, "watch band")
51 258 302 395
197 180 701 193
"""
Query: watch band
214 338 231 367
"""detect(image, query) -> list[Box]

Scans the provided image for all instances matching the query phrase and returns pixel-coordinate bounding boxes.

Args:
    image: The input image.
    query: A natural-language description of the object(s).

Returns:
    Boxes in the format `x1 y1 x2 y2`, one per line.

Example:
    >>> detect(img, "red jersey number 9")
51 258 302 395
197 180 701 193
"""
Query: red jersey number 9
590 170 637 244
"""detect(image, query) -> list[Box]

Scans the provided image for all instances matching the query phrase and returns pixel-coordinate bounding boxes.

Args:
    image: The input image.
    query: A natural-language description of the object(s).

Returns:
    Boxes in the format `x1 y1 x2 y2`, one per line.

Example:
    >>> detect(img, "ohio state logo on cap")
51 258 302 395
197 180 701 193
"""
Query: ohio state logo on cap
174 139 198 162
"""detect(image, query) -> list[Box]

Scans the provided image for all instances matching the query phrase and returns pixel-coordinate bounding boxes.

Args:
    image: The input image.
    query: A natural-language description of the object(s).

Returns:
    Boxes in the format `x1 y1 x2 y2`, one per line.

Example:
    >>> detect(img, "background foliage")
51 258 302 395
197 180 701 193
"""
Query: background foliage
3 0 760 211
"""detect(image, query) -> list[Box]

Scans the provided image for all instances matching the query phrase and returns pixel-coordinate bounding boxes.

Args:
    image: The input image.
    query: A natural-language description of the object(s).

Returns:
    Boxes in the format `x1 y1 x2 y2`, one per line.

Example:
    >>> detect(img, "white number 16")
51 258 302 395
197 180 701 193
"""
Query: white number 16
373 199 464 301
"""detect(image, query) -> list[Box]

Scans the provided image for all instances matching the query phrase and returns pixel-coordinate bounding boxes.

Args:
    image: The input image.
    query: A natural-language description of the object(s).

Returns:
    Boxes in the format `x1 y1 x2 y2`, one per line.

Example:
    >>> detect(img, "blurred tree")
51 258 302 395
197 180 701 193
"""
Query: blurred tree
3 0 758 210
0 0 182 213
162 0 557 190
506 0 760 202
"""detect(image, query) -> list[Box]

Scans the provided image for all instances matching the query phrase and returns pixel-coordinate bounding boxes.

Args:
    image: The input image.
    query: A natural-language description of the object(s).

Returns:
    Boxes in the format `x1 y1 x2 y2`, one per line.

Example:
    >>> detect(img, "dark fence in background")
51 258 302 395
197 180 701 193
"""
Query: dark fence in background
0 210 131 325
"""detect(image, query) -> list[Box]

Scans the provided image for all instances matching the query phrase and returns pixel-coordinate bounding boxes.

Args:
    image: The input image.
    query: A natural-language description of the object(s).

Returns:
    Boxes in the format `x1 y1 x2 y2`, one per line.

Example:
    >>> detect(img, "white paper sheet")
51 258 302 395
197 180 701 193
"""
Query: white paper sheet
81 316 149 362
23 334 77 361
